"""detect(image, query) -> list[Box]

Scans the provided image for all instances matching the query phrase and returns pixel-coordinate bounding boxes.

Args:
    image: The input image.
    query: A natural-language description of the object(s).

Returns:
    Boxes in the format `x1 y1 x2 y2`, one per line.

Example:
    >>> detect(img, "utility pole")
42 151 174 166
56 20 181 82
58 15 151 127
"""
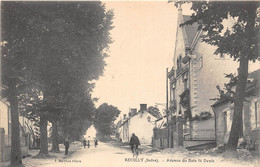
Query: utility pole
166 68 169 148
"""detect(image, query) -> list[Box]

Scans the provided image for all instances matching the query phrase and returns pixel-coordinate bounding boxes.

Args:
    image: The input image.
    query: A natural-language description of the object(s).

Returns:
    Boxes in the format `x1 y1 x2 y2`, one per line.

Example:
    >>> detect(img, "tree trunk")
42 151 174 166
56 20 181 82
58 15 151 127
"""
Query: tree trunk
227 57 249 151
227 4 256 152
50 121 60 152
9 80 23 166
38 116 48 155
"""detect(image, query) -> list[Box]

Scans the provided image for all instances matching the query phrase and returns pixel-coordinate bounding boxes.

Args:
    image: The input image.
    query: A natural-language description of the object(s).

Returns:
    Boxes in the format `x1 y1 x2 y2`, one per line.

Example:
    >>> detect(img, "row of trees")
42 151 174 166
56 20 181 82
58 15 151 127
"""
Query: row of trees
177 1 259 152
1 1 114 166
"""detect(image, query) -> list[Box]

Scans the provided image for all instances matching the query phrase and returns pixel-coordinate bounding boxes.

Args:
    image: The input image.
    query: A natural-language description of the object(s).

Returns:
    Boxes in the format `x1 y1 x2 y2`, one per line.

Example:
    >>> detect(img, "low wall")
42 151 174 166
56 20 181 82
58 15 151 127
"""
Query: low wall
153 128 168 149
191 118 215 140
183 140 216 148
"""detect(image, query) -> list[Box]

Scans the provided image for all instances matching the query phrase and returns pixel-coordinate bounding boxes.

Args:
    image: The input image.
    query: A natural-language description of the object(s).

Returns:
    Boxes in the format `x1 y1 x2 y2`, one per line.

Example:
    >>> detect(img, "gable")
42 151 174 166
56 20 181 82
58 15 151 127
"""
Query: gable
183 15 199 49
130 110 157 121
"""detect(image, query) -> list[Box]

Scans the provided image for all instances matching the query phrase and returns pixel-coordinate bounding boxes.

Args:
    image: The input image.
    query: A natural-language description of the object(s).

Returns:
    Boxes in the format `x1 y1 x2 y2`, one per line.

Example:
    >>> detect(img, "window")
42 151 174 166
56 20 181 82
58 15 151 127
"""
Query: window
184 79 188 90
255 102 258 128
179 103 182 115
224 111 227 132
177 54 182 69
171 83 176 100
179 55 182 67
183 72 188 90
198 56 203 69
172 88 175 100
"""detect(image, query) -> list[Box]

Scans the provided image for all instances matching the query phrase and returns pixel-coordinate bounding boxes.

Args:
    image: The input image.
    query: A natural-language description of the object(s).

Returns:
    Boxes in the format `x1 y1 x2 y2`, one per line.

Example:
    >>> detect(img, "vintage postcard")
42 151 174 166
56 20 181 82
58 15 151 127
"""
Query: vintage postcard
0 0 259 167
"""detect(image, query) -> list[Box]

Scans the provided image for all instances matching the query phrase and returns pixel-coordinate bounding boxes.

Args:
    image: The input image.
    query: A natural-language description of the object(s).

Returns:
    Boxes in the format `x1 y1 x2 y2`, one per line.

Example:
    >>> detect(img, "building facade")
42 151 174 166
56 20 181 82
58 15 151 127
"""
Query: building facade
167 6 240 149
117 104 157 145
212 69 260 152
0 99 31 162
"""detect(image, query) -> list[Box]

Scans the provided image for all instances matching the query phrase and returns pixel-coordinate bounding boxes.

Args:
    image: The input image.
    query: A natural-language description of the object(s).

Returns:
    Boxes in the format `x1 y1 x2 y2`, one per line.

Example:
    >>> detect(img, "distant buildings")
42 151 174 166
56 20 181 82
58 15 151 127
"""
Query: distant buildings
116 104 157 145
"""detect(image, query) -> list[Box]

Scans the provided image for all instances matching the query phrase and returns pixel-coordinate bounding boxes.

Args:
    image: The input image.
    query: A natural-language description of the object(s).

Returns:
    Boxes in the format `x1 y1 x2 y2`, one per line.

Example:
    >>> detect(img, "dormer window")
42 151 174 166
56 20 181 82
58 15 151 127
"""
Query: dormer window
247 78 254 83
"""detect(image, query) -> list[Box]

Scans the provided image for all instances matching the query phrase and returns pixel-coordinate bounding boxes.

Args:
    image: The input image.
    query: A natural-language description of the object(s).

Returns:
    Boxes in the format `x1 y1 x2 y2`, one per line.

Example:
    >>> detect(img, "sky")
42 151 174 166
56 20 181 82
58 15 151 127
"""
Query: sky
92 1 192 117
92 1 260 118
84 125 97 139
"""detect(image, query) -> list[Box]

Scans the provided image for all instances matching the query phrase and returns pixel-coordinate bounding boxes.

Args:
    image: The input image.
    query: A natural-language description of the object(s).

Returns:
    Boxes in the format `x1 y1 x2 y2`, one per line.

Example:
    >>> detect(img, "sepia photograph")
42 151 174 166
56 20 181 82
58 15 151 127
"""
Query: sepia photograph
0 0 259 167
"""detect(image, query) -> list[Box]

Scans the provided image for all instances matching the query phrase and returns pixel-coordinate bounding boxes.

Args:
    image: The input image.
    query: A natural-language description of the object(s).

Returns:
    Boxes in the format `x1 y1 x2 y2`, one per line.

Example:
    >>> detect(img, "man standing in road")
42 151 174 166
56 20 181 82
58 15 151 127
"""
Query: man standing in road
130 133 140 153
83 139 87 148
87 140 90 148
64 137 70 155
94 139 98 147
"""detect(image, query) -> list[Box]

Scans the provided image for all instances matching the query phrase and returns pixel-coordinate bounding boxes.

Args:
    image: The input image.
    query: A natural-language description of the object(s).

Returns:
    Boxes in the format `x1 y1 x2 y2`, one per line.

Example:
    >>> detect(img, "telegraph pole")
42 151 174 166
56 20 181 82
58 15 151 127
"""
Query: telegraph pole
166 68 169 148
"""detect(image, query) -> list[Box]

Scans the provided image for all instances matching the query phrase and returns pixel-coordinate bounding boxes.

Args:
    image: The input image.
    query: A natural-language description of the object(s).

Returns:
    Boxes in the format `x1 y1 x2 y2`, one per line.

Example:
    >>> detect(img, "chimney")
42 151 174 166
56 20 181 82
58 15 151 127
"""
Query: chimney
128 112 131 117
177 3 184 25
178 3 182 13
130 108 137 116
140 104 147 112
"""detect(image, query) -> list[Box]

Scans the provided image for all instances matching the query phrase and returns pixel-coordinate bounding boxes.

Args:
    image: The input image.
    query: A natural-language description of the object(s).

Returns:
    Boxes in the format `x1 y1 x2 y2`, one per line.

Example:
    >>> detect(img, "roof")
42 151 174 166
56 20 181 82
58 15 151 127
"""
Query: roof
0 98 10 106
119 110 158 127
116 120 122 127
120 118 130 127
212 69 260 108
183 15 199 48
246 69 260 94
248 69 260 80
211 98 231 108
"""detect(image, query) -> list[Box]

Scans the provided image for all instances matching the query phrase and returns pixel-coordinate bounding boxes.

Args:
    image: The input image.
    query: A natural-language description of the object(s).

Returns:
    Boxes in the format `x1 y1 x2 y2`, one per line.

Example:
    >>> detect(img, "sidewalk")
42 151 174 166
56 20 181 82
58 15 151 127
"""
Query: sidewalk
1 141 83 167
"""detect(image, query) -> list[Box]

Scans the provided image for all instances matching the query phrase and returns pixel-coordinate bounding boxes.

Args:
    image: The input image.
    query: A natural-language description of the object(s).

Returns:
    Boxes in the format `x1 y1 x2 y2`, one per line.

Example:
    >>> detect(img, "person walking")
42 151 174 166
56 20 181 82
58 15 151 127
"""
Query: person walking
83 139 87 149
64 137 70 155
87 140 90 148
129 133 140 153
94 139 98 148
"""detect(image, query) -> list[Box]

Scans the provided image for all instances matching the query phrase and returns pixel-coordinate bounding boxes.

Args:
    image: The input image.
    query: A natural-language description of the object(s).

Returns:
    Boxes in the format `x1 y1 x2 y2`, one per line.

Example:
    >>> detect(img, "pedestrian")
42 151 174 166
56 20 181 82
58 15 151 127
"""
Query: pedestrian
129 133 140 153
64 137 70 155
87 140 90 148
83 139 87 149
94 139 98 147
35 136 40 149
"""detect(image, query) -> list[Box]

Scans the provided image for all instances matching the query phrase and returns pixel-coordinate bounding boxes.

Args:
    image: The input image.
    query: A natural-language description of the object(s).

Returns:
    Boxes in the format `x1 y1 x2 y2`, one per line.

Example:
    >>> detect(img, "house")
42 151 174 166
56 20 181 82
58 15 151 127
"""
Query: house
0 99 28 162
212 69 260 152
117 104 157 145
167 5 240 150
0 98 36 162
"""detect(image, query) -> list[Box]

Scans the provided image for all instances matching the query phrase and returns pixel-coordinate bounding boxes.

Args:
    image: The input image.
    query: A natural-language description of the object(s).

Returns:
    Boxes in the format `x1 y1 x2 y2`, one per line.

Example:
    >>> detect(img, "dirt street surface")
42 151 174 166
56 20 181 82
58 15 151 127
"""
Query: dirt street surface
21 141 259 167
